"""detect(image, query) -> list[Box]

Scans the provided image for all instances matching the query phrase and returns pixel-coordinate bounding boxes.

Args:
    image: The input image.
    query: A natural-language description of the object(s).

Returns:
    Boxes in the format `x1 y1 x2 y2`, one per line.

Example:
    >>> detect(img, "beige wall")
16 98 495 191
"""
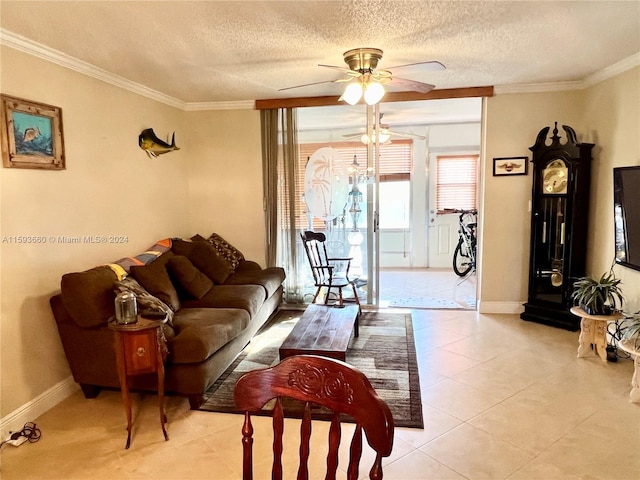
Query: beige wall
186 110 265 265
0 47 191 416
581 67 640 311
480 90 583 311
480 68 640 313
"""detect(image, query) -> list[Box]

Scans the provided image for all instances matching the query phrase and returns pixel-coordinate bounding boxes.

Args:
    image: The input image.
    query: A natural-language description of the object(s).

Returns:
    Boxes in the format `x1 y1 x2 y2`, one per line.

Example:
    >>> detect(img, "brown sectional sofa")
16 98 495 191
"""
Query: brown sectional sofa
50 235 285 408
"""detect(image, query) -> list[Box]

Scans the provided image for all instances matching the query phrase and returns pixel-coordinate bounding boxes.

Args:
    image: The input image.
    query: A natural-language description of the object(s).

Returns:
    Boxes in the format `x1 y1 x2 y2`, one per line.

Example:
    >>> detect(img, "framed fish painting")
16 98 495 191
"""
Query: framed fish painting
1 95 65 170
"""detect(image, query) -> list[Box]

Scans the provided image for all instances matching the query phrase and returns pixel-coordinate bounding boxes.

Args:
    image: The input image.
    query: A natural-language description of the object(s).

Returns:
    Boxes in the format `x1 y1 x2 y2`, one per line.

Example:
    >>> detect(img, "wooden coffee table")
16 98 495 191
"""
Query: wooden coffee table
279 304 359 362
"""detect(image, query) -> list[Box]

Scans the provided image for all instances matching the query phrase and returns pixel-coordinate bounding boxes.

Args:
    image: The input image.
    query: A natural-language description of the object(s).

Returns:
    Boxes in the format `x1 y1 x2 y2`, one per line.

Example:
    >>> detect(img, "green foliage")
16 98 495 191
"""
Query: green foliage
622 313 640 340
571 272 624 315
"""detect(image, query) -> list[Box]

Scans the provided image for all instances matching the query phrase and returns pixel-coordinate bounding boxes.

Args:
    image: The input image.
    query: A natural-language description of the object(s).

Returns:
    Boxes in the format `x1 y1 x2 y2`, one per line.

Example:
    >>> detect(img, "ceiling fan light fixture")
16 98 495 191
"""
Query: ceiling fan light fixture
378 130 391 143
341 82 363 105
363 81 385 105
360 129 392 145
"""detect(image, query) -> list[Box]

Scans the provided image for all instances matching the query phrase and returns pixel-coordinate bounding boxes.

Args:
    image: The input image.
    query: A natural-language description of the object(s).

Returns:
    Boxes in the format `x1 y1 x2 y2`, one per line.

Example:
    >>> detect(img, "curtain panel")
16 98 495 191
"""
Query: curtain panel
260 108 303 303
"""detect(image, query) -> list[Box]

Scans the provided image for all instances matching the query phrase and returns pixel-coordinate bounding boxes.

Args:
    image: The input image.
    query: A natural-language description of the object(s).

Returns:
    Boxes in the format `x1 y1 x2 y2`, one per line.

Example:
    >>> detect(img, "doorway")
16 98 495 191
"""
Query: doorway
297 98 482 310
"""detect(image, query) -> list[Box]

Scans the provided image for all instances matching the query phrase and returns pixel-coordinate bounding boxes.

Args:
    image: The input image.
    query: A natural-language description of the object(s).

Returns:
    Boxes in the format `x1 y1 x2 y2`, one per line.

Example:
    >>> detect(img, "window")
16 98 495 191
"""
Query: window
436 155 478 212
296 140 413 230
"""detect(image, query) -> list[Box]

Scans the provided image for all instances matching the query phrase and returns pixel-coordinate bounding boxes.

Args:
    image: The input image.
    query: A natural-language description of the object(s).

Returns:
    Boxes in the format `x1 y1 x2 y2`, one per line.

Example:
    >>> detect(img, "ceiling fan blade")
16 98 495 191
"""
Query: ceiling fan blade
388 130 426 140
318 64 354 73
388 76 435 93
342 133 362 139
278 79 341 91
385 60 446 71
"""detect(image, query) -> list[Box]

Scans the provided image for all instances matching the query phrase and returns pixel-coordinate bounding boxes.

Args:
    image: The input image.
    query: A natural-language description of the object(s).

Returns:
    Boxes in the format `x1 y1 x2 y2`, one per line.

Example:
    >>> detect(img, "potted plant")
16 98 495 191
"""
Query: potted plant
571 271 624 315
621 313 640 349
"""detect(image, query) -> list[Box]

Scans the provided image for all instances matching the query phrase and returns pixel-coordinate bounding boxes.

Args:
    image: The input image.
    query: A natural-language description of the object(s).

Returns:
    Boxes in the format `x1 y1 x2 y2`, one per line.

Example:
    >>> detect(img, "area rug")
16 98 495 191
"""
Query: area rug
199 310 424 429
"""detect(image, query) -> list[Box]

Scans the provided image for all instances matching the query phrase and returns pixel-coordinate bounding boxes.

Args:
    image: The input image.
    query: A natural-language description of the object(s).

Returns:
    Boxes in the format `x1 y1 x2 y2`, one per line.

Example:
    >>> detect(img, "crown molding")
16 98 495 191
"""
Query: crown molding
494 53 640 95
494 81 583 95
582 52 640 88
0 29 187 109
2 28 638 109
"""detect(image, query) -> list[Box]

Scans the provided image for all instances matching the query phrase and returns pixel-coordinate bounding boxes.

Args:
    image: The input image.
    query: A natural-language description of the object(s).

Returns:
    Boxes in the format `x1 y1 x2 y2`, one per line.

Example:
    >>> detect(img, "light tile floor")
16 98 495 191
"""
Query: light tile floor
2 310 638 480
380 268 477 310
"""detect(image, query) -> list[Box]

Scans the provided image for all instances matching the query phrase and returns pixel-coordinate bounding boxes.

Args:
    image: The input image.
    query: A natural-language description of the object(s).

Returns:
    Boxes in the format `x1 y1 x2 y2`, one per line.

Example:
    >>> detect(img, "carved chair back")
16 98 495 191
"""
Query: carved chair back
234 354 394 480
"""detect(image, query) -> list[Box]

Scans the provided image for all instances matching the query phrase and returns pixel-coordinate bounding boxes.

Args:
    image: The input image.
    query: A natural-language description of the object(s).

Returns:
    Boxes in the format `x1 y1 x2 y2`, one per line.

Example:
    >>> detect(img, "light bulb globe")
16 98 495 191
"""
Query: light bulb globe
342 83 363 105
364 82 385 105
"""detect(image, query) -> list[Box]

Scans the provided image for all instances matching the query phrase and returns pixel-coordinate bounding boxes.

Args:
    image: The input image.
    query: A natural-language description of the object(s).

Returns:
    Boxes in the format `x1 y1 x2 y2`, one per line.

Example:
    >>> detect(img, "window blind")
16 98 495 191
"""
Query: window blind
291 140 413 229
436 155 478 212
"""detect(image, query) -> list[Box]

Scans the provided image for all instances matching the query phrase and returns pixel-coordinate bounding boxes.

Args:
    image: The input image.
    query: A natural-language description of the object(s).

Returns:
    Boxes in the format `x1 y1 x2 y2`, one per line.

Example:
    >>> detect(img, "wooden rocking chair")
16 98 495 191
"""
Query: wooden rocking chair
300 231 361 313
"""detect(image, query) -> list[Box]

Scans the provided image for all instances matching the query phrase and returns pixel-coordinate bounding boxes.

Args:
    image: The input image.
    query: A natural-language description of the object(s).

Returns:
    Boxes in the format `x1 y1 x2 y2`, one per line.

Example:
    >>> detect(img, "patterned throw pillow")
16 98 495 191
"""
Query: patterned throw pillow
205 233 244 272
114 277 174 325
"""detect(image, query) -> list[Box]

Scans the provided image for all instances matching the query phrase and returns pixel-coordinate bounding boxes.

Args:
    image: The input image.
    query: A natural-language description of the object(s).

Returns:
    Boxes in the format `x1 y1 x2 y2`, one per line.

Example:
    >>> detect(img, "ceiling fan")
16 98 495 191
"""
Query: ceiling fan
343 113 426 144
279 48 445 104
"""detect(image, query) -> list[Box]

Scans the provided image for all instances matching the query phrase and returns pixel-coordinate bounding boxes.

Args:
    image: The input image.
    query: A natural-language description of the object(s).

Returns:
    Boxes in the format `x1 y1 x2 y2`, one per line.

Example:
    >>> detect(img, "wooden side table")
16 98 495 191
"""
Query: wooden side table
570 306 623 362
109 316 169 449
617 339 640 403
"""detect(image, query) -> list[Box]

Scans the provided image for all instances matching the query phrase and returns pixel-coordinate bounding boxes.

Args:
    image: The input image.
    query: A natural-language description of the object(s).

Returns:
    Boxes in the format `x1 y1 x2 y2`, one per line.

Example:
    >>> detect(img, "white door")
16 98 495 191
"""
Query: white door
427 151 463 268
427 208 459 268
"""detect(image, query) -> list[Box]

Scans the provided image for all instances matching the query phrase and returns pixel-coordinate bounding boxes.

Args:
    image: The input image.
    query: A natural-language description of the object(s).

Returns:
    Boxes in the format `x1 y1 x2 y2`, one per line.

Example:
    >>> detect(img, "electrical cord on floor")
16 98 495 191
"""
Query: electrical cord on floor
0 422 41 448
608 311 640 360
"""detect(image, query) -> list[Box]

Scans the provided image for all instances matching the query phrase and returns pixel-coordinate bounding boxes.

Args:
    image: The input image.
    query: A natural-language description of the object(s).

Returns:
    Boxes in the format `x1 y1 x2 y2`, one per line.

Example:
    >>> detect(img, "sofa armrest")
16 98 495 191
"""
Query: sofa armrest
50 294 120 388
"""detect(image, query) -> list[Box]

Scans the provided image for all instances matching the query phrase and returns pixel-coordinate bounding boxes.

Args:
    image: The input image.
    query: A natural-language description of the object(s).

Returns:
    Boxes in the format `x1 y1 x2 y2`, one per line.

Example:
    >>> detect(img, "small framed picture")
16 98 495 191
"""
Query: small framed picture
493 156 528 176
1 94 65 170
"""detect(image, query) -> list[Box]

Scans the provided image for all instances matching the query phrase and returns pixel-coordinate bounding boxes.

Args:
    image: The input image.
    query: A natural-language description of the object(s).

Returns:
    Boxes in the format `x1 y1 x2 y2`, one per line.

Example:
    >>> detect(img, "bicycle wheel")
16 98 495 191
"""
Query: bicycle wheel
453 239 473 277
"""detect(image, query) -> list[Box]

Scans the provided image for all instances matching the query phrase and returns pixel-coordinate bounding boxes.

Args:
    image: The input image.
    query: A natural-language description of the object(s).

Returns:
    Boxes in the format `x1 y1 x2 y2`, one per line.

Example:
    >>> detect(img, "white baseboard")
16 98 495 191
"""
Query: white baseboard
1 376 79 437
478 301 525 315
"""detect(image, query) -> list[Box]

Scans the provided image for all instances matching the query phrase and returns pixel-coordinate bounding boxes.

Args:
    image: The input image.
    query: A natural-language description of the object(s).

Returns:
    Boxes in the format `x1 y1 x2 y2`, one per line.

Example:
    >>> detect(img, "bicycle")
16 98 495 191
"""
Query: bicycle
452 209 477 277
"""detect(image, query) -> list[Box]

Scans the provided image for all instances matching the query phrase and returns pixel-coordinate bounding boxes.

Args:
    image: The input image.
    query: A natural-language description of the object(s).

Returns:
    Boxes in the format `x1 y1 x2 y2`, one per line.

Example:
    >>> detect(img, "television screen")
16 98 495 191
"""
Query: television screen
614 166 640 271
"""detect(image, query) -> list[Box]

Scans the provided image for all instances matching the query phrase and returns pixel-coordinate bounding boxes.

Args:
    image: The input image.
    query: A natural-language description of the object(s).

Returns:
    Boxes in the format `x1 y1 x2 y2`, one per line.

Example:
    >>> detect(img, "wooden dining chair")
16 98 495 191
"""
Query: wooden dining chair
234 354 394 480
300 230 361 313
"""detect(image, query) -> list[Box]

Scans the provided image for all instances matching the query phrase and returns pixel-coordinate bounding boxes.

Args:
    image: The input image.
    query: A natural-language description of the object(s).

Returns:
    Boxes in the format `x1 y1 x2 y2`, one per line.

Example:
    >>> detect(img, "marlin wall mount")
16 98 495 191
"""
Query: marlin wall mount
138 128 180 158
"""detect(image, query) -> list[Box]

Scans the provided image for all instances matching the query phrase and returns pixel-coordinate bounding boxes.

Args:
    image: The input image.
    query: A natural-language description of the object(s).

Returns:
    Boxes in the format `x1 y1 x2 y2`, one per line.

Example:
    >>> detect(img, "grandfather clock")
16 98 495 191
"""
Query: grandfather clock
521 123 594 330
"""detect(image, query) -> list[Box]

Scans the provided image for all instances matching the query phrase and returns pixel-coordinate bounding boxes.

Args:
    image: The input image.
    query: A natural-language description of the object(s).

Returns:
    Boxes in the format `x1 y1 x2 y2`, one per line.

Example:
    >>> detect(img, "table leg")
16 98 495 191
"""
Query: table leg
114 334 133 449
593 320 608 362
156 340 169 442
577 317 594 358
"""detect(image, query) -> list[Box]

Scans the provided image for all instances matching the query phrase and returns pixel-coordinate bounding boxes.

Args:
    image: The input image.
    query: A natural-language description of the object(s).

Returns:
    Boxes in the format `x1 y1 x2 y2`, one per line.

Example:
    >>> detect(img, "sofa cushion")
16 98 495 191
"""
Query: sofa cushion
172 239 232 285
180 284 265 317
129 252 180 311
224 267 286 298
60 266 117 328
114 277 175 325
204 233 245 271
167 255 213 300
169 308 250 364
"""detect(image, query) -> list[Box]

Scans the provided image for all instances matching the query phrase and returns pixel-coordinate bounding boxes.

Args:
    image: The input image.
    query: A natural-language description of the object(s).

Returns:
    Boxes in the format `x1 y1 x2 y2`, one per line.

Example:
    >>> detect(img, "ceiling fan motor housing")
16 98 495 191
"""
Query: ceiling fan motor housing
343 48 383 73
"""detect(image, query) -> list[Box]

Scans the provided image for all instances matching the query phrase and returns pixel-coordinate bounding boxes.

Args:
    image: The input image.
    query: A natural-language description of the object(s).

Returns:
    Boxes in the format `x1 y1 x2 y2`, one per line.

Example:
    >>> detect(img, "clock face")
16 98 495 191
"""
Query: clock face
543 159 568 194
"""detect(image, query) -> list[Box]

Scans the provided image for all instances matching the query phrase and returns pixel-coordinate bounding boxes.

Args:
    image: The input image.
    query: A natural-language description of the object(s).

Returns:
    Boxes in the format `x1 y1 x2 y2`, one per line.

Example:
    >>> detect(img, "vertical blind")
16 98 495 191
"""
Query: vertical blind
436 155 479 212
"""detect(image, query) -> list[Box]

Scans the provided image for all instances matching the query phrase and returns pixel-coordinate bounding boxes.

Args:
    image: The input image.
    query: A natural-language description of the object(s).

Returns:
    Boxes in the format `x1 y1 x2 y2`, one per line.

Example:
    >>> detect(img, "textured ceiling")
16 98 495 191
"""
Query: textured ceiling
1 0 639 106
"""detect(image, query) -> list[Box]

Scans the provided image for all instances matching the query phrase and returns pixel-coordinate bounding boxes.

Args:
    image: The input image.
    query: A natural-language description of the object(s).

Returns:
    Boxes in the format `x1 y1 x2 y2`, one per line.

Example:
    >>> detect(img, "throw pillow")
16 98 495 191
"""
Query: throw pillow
129 252 180 311
172 239 232 284
167 255 214 299
205 233 244 271
114 277 174 325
